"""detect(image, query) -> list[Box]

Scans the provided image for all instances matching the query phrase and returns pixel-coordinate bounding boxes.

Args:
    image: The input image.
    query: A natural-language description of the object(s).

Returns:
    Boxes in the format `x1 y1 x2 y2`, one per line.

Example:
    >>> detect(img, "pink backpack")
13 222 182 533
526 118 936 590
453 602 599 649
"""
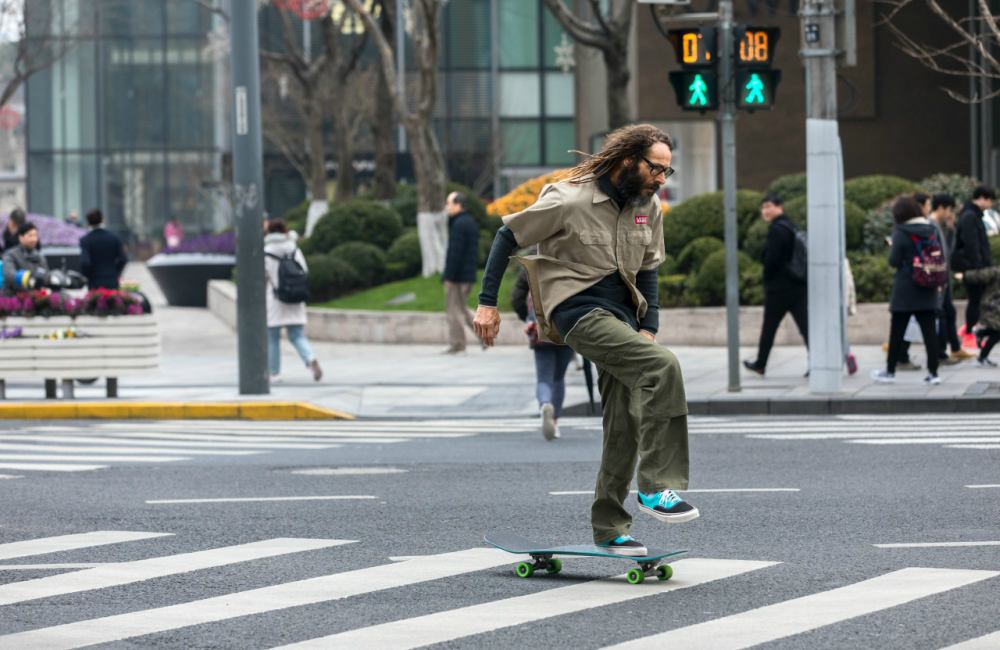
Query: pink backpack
910 233 948 288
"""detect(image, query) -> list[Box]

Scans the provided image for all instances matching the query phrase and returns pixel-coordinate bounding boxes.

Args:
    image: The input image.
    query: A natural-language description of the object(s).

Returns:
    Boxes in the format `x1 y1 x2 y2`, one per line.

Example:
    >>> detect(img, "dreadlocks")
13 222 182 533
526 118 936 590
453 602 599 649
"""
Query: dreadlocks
564 124 673 184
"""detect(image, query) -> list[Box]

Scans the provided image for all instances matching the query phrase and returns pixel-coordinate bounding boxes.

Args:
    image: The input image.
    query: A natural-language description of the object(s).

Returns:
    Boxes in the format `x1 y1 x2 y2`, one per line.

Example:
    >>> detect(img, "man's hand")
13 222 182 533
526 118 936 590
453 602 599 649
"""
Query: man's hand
639 330 656 342
474 305 501 347
954 272 964 282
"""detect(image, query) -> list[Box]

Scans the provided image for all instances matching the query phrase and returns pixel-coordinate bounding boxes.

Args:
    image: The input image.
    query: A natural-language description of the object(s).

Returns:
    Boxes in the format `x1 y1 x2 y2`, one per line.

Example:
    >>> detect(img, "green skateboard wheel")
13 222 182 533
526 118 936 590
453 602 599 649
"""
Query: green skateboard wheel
545 558 563 574
626 568 644 585
656 564 673 581
516 562 534 578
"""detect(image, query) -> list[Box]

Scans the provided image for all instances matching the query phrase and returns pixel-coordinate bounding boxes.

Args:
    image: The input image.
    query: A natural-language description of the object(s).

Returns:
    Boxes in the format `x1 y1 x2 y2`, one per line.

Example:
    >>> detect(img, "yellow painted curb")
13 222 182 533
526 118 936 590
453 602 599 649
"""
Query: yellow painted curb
0 401 354 421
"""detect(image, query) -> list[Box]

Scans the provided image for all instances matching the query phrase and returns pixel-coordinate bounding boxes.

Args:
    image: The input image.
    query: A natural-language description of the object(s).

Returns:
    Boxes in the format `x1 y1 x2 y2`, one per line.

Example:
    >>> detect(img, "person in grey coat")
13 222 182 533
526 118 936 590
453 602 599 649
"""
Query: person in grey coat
871 197 944 384
2 222 48 292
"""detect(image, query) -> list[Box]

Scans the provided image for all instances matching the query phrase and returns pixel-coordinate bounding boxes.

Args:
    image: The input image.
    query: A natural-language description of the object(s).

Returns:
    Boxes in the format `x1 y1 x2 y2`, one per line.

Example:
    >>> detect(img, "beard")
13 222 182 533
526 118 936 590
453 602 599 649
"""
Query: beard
615 161 661 208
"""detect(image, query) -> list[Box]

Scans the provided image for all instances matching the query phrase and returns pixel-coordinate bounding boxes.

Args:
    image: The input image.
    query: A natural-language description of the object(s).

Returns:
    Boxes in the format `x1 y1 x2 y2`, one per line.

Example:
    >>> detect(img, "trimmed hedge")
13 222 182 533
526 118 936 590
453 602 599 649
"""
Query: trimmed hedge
330 241 388 287
920 173 980 206
781 197 866 250
675 236 724 274
844 175 920 211
689 249 759 306
766 172 807 202
305 254 361 302
663 189 764 256
306 199 403 254
742 219 769 260
657 274 687 308
848 252 893 303
386 229 422 280
390 182 492 232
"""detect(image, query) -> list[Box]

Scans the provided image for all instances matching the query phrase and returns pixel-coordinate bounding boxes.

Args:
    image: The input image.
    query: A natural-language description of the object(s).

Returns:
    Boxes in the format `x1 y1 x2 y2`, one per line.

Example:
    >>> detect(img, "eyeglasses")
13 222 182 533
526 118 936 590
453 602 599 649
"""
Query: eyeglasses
641 155 675 179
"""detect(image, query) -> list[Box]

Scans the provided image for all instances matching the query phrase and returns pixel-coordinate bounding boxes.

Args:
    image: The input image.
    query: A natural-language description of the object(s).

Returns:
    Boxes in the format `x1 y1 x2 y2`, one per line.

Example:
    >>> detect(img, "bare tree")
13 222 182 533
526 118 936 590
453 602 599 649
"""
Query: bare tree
879 0 1000 102
0 0 75 108
543 0 634 129
344 0 448 277
369 0 398 200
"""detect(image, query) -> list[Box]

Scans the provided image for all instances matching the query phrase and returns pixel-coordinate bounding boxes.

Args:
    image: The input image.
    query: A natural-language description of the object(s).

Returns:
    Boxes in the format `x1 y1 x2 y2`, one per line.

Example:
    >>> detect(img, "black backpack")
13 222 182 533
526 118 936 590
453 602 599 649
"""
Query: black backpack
778 221 808 282
266 251 310 303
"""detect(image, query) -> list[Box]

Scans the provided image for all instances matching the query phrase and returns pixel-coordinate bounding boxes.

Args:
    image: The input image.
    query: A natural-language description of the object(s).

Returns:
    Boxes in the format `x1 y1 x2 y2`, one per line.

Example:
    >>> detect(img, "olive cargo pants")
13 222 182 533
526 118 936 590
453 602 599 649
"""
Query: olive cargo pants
564 309 690 544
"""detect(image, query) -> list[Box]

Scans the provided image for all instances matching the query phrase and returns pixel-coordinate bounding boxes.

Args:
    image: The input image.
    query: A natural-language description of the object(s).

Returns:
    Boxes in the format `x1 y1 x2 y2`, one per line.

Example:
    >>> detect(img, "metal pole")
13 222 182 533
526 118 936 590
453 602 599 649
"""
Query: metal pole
718 0 740 392
396 0 407 151
230 0 269 395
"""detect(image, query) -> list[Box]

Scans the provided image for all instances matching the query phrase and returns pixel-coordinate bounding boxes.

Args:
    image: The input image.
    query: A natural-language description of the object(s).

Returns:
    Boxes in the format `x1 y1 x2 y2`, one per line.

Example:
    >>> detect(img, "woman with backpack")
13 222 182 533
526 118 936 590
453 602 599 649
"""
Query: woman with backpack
871 196 945 385
264 219 322 382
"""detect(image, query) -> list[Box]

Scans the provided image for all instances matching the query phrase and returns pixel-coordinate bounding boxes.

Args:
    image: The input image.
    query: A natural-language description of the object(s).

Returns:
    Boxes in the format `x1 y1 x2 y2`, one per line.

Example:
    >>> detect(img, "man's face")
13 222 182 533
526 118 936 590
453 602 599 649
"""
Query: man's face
19 229 38 250
937 206 956 226
444 193 462 216
975 196 994 211
760 201 782 222
617 142 672 206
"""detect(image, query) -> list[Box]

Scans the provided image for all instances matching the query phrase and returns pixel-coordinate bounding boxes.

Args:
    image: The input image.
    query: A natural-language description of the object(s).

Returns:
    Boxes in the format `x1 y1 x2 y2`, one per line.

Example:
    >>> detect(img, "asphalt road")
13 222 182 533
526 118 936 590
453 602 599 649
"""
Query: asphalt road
0 415 998 649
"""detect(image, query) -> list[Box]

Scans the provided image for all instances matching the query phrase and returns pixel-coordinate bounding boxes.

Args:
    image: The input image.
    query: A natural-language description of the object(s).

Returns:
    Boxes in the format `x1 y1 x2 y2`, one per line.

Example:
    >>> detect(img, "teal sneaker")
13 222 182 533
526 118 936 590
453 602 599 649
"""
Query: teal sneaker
638 489 700 523
597 535 647 556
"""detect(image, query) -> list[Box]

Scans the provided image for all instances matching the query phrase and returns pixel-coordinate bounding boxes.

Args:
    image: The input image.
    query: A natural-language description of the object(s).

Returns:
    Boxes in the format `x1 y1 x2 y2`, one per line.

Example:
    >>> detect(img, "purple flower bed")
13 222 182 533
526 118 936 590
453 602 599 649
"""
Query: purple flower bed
163 230 236 255
1 213 87 247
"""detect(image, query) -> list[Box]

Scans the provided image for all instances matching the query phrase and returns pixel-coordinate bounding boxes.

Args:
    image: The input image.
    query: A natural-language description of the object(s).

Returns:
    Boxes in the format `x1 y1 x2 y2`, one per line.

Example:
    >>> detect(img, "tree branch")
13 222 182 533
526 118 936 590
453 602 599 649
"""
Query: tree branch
542 0 610 50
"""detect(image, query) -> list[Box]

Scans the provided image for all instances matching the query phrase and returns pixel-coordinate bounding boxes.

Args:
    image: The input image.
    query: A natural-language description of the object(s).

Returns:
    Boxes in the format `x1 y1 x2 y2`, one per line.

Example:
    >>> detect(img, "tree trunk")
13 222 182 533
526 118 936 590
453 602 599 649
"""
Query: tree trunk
371 65 397 200
331 102 356 201
305 109 328 202
604 49 632 130
408 124 448 277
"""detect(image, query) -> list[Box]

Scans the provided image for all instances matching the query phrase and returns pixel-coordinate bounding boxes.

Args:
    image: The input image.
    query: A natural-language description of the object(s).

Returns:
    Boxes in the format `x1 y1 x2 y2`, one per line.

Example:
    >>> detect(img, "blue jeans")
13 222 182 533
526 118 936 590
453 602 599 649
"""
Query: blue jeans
267 325 315 376
534 345 576 418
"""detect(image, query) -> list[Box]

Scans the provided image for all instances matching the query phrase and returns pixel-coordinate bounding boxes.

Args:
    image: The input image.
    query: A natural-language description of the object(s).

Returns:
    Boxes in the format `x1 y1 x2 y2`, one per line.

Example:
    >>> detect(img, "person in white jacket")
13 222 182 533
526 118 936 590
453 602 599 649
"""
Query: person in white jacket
264 219 322 382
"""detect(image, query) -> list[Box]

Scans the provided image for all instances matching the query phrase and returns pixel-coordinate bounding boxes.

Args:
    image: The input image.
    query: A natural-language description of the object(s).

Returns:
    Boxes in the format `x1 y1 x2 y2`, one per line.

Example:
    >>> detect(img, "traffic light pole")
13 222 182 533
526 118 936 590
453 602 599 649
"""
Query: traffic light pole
718 0 741 393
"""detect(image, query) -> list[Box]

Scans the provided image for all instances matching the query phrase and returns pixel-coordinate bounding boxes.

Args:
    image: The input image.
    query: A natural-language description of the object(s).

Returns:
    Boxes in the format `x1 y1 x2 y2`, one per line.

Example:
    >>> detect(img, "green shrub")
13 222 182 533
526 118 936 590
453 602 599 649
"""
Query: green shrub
767 172 807 202
478 230 495 267
782 196 809 229
781 197 866 250
848 252 893 303
658 253 677 276
330 241 388 287
844 175 920 211
389 182 494 233
862 203 894 253
280 199 310 235
991 235 1000 264
689 249 756 306
391 184 418 227
742 218 769 260
664 189 763 255
919 173 980 206
385 229 422 280
305 254 361 302
675 236 724 274
306 200 403 254
658 274 688 308
741 259 764 306
449 182 493 232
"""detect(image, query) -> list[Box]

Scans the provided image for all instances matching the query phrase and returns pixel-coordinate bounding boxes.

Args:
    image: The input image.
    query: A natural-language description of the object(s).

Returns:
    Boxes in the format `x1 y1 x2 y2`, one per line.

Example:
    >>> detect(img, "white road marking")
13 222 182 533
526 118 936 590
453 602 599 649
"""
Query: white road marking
289 467 408 476
966 484 1000 489
848 438 1000 445
0 547 514 649
549 488 799 496
0 531 171 561
0 463 108 472
94 432 379 445
948 445 1000 450
0 474 21 480
0 443 261 456
67 424 473 438
0 434 337 450
0 453 187 463
873 541 1000 549
940 630 1000 649
145 495 379 504
0 564 103 570
605 567 1000 650
0 538 353 606
748 431 1000 440
276 558 777 650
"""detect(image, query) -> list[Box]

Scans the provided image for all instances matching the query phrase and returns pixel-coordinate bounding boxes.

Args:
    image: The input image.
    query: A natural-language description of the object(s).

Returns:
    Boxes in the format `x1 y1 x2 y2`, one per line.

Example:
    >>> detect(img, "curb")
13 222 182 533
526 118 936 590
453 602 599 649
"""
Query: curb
563 397 1000 417
0 401 354 421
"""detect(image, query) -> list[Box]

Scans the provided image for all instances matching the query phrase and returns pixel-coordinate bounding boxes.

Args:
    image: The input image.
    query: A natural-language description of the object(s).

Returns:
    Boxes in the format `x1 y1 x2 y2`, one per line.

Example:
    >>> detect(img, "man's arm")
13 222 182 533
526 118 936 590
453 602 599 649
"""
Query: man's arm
473 226 519 346
957 212 983 269
636 269 660 338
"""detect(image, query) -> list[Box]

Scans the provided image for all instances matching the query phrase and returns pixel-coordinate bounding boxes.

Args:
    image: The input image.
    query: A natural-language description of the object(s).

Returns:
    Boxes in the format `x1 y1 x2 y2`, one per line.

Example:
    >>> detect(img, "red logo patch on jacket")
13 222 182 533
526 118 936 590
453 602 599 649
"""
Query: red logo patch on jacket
635 215 649 225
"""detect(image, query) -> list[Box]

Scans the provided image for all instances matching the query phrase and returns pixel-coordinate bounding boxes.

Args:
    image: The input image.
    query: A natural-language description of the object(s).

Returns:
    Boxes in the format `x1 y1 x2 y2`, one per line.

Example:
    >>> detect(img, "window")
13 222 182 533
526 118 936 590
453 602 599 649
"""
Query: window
500 73 541 117
545 121 575 165
499 0 539 68
544 72 574 117
501 121 541 166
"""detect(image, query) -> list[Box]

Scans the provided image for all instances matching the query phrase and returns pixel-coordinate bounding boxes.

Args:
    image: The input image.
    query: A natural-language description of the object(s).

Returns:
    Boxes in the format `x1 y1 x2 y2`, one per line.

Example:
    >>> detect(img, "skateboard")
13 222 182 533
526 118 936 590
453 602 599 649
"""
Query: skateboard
484 532 687 585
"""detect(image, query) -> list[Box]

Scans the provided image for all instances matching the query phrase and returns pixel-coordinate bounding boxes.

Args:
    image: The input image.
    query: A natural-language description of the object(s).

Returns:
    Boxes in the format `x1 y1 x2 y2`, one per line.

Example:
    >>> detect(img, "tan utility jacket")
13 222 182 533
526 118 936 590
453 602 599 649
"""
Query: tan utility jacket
502 179 665 344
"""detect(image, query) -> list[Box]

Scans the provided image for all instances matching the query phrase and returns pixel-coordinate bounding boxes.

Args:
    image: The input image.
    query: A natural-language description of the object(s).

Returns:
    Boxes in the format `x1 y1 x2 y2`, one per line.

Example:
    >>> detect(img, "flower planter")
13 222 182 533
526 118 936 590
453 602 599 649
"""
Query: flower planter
146 253 236 307
41 246 82 273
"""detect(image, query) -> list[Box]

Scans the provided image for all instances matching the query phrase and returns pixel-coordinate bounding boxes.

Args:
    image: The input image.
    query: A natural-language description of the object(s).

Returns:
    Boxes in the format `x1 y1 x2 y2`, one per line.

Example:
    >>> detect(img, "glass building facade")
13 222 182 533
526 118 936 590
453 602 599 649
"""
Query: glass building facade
24 0 228 248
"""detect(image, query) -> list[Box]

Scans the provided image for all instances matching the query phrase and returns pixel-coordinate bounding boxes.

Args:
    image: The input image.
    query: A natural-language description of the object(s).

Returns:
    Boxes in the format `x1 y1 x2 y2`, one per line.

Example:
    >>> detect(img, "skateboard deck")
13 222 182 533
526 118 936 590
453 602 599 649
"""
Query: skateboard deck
484 532 687 585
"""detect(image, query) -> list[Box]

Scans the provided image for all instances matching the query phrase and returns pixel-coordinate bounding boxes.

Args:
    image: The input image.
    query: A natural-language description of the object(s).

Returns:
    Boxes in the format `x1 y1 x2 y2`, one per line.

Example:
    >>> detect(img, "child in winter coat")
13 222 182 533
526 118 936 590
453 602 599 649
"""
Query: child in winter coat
962 265 1000 367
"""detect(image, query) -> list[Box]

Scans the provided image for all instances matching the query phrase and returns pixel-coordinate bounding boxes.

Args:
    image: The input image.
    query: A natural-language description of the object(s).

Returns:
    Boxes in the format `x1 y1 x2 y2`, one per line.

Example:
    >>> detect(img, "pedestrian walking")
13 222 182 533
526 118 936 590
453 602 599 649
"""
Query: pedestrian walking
2 208 26 252
953 185 996 336
962 265 1000 367
2 222 49 292
511 269 576 441
474 124 698 556
929 194 975 363
264 219 322 383
79 209 127 290
743 193 808 376
442 191 481 354
871 197 945 384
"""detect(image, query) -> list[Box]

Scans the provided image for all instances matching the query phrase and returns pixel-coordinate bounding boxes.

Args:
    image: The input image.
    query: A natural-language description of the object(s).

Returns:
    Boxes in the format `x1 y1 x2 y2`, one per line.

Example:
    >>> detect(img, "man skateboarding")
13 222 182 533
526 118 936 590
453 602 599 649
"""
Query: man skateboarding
474 124 698 557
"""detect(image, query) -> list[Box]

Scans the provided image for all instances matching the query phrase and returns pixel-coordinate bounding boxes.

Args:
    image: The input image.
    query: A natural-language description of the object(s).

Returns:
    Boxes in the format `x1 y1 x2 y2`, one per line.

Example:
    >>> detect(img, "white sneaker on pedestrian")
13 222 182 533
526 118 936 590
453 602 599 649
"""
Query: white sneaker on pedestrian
541 403 556 441
553 425 561 439
924 374 941 385
269 374 282 384
870 369 895 384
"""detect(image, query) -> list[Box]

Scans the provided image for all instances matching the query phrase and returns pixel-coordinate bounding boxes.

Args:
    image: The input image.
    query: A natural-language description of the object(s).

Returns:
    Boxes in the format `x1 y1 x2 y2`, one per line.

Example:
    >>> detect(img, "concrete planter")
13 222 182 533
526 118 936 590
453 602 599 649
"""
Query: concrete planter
147 253 235 307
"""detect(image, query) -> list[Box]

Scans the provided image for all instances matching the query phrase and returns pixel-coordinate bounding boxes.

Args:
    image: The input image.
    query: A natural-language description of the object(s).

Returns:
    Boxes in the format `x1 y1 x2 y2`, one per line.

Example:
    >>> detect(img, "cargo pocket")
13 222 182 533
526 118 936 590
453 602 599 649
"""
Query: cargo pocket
626 230 652 246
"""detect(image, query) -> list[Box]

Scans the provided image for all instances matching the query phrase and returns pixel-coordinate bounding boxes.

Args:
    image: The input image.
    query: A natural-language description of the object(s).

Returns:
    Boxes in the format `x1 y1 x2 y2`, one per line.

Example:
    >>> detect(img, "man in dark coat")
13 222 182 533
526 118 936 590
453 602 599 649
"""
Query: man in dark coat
744 194 808 375
79 209 127 290
954 185 995 334
442 191 482 353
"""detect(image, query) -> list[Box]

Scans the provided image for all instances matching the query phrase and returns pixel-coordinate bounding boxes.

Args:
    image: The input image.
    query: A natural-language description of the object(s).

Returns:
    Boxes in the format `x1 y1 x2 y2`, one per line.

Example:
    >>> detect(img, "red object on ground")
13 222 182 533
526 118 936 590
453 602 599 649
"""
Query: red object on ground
0 105 21 130
273 0 331 20
961 327 979 349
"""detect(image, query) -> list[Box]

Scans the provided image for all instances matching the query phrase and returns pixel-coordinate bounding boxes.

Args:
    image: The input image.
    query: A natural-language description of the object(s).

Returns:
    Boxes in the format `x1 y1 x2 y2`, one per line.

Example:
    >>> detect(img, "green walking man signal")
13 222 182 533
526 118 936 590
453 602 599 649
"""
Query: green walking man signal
689 74 710 106
744 73 765 104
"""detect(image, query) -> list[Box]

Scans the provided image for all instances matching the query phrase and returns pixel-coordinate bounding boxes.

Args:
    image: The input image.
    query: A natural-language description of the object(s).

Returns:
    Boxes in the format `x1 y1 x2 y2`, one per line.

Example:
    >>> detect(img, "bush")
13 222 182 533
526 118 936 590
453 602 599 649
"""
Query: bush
305 254 361 302
991 235 1000 263
849 252 893 303
862 203 894 254
487 170 569 218
330 241 388 288
306 200 403 254
663 189 763 256
844 175 920 211
675 236 724 274
689 249 757 306
390 184 418 227
280 200 310 235
390 182 492 232
742 219 769 260
658 253 677 276
920 173 980 206
657 274 688 308
781 197 866 251
767 172 807 202
385 229 422 280
448 182 492 232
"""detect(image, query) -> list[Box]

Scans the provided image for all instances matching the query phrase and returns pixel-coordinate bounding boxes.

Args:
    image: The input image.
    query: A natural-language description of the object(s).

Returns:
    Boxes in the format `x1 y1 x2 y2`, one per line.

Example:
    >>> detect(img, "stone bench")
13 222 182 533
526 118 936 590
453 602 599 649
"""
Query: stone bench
0 314 160 399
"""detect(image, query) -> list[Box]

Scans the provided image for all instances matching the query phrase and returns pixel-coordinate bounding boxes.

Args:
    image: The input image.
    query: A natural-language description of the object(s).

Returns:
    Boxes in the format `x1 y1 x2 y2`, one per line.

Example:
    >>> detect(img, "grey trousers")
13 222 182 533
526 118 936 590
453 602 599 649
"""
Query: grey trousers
445 282 476 350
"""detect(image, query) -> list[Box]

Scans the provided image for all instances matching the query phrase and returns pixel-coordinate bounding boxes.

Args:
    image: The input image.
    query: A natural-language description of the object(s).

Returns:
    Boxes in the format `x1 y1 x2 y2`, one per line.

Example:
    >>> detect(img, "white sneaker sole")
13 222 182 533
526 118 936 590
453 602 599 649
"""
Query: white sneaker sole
541 404 556 441
639 503 701 524
598 545 648 557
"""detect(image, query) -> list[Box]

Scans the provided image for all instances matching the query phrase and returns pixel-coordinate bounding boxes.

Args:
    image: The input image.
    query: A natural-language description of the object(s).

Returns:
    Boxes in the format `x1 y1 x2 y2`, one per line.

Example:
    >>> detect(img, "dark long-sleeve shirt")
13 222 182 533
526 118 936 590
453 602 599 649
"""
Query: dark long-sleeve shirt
762 215 806 294
956 202 993 271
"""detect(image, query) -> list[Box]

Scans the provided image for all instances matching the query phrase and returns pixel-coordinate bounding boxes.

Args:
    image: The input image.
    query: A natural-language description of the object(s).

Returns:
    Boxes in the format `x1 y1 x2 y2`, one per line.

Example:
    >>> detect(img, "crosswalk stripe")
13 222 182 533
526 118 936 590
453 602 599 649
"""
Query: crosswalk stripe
0 443 261 456
966 484 1000 489
0 532 171 561
941 630 1000 649
66 424 482 437
0 474 21 480
948 445 1000 450
0 434 339 450
748 431 1000 440
873 541 1000 549
145 496 378 504
95 432 378 445
275 558 777 650
0 547 513 650
605 567 1000 650
848 438 1000 445
0 564 102 570
550 489 799 496
0 463 109 472
0 538 352 606
0 453 187 463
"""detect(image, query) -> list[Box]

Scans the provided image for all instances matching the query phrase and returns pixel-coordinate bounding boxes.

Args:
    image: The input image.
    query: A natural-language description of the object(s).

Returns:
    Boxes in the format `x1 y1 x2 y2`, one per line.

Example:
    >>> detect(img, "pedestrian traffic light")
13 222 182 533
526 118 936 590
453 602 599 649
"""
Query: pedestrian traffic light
734 27 779 67
666 28 718 112
736 69 782 110
733 27 781 111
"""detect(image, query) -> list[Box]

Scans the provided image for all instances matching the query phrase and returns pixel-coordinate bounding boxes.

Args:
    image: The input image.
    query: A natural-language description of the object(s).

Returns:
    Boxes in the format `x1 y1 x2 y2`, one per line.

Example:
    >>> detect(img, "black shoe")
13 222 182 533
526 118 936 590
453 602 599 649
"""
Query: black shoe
597 535 647 556
743 360 765 376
